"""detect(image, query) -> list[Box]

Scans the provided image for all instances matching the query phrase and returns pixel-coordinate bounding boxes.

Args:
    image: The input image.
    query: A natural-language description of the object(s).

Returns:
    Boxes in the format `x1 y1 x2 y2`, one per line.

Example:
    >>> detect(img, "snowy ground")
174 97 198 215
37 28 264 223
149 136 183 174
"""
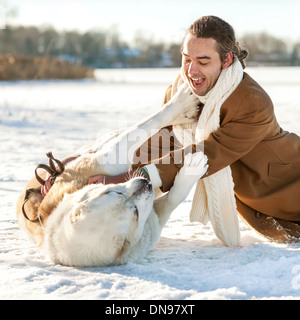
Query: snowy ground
1 67 300 300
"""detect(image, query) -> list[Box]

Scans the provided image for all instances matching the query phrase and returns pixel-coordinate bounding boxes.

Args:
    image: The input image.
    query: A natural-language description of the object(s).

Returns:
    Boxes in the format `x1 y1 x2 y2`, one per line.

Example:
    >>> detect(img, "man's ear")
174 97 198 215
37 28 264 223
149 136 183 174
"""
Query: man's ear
222 51 233 69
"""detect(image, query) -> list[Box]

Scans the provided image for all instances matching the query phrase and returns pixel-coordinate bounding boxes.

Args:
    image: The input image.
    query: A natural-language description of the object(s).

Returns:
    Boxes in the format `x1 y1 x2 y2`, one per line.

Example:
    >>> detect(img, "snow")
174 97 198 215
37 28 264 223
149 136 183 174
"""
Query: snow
1 67 300 300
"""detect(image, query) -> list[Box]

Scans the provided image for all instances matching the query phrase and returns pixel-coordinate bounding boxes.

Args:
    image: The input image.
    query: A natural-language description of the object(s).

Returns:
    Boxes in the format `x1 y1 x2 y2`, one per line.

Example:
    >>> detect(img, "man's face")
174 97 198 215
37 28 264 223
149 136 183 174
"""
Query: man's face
181 34 228 96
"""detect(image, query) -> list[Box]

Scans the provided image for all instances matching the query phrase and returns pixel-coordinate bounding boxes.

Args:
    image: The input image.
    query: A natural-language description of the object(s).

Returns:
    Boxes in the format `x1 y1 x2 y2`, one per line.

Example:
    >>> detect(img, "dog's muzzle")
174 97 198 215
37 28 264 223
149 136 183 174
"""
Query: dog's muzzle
130 178 153 197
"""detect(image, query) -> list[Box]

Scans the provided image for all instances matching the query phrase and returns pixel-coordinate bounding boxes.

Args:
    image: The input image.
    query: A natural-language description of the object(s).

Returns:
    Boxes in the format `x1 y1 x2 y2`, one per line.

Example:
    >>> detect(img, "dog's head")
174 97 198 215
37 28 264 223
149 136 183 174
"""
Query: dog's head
43 177 155 267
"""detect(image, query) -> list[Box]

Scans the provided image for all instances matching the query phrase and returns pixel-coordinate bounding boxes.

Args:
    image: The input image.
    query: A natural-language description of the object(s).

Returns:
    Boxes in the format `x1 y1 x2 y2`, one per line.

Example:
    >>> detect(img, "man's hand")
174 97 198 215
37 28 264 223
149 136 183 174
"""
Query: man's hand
88 171 129 185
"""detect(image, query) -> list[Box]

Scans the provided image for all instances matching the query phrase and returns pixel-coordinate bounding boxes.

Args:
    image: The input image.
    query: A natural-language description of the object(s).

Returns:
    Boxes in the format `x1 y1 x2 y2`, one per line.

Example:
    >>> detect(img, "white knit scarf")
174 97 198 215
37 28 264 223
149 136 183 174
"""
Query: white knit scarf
172 58 243 247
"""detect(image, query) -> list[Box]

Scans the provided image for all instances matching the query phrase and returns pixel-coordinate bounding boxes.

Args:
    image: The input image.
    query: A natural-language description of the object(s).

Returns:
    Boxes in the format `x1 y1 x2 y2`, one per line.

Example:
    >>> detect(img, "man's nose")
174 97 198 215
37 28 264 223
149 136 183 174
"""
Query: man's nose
188 60 200 76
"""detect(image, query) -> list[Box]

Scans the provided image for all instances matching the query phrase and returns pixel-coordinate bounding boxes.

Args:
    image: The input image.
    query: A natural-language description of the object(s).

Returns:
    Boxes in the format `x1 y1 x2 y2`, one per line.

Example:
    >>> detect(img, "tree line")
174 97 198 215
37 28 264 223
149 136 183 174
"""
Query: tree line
1 25 300 68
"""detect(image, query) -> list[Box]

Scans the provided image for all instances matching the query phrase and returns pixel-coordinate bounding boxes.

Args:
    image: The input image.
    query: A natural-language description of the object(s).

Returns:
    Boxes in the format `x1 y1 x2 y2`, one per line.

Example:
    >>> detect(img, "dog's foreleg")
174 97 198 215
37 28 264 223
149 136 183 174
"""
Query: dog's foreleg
95 84 199 176
153 152 208 228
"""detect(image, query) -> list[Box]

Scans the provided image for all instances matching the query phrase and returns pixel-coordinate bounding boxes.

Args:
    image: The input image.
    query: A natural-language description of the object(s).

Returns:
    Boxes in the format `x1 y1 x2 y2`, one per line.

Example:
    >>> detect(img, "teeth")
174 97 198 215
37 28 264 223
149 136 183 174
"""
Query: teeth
191 77 204 85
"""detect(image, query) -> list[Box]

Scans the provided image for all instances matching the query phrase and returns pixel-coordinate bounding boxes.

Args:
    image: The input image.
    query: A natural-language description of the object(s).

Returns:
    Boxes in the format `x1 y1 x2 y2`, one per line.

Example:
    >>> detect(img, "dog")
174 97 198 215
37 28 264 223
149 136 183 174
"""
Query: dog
16 84 208 267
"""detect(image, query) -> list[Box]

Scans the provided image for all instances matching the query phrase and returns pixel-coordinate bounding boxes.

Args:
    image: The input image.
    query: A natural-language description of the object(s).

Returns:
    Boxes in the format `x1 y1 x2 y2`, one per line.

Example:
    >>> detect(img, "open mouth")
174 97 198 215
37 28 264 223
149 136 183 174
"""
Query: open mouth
190 77 205 89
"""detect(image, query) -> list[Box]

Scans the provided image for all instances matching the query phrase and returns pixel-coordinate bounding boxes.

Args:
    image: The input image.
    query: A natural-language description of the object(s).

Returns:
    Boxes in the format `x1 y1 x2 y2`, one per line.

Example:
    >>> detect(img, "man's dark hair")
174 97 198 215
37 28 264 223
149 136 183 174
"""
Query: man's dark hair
187 16 248 69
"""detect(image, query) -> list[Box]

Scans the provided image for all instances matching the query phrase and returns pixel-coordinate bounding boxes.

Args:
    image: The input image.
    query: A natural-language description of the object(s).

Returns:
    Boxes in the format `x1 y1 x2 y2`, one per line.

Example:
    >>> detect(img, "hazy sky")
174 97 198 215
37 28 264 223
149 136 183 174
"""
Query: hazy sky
4 0 300 44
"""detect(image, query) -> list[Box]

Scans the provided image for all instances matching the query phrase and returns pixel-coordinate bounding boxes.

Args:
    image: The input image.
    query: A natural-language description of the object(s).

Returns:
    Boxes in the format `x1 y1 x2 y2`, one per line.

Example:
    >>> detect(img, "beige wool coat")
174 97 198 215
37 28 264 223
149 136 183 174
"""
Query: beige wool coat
133 72 300 241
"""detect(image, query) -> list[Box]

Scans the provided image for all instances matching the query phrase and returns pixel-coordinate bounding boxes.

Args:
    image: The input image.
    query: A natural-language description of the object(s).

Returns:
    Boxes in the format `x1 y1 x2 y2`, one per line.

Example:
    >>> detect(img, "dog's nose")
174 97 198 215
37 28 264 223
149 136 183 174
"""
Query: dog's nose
128 177 153 197
144 179 152 192
137 177 152 191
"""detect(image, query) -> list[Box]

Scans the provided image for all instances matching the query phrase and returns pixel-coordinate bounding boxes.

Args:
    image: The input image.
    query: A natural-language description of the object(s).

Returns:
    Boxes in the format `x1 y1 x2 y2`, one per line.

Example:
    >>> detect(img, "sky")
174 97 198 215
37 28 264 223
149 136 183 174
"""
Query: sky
3 0 300 44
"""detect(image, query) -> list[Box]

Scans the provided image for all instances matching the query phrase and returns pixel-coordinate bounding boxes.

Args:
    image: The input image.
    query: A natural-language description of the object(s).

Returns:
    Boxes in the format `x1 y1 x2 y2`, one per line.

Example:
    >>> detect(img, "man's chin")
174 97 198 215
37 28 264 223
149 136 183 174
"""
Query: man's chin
191 87 208 97
188 81 208 97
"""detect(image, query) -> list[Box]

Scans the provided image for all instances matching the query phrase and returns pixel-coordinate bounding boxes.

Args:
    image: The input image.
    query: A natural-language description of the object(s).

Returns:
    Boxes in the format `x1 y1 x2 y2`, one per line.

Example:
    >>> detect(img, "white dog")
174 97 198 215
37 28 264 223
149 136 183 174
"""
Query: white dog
17 84 208 267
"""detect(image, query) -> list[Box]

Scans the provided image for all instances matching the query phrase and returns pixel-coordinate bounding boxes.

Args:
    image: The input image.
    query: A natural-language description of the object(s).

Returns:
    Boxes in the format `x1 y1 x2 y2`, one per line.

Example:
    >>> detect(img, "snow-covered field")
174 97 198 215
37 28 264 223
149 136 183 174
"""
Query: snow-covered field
1 67 300 300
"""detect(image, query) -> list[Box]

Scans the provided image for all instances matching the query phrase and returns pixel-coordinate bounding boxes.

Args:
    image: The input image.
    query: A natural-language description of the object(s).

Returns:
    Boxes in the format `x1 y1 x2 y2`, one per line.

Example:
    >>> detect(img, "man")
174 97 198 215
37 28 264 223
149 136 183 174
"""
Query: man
91 16 300 243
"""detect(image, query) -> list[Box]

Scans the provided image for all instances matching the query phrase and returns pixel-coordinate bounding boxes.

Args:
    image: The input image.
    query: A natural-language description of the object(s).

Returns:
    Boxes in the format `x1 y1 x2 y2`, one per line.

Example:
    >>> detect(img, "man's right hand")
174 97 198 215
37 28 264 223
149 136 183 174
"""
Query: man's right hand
88 171 130 185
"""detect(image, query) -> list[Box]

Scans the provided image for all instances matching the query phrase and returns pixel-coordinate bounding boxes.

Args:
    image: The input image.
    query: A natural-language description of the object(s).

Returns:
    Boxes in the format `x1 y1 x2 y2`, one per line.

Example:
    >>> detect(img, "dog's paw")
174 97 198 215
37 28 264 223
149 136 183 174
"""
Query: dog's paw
184 103 200 120
175 84 200 112
165 84 200 126
164 84 199 118
170 104 200 125
179 152 208 179
177 84 199 109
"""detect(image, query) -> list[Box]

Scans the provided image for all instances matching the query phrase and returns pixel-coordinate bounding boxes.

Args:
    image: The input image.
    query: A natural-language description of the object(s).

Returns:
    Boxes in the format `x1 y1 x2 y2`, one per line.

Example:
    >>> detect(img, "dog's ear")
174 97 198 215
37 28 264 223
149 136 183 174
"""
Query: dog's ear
70 203 88 224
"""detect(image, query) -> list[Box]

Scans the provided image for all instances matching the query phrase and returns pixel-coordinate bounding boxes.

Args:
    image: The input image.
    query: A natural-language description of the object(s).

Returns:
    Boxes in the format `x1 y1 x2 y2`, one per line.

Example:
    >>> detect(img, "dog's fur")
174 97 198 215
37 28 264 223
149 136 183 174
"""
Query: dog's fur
16 85 208 267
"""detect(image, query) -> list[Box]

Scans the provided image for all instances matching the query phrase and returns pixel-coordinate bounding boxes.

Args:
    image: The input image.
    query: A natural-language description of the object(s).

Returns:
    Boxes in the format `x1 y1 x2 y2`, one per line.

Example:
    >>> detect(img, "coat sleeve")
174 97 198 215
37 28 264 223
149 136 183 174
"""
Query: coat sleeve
131 127 185 192
203 104 274 177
